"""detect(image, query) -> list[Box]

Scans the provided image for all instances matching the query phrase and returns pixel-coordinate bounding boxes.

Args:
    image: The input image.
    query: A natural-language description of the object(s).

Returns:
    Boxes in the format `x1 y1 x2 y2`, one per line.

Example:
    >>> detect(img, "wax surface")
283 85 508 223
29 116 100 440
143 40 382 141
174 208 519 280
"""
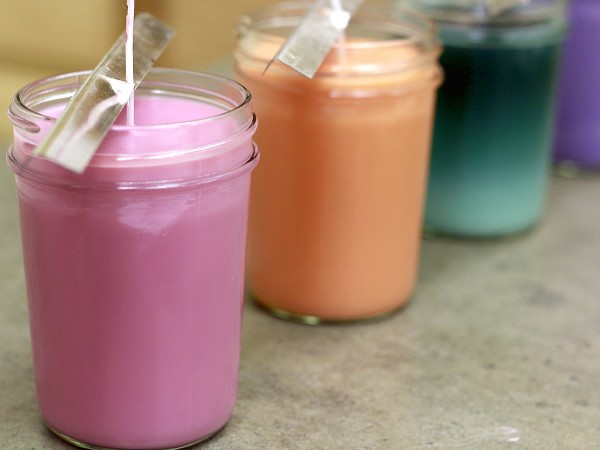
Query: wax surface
425 34 562 237
42 95 226 128
31 96 248 183
17 96 252 448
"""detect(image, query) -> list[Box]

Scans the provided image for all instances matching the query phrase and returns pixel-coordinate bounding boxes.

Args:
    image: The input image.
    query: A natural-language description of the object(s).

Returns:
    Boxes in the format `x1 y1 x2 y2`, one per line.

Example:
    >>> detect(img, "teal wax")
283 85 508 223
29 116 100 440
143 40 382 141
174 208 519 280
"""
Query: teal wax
425 26 563 237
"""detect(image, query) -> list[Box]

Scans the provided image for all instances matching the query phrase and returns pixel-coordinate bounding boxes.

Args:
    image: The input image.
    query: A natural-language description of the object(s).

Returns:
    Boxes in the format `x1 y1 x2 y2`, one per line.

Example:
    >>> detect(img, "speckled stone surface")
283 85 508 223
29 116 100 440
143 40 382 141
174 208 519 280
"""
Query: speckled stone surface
1 148 599 449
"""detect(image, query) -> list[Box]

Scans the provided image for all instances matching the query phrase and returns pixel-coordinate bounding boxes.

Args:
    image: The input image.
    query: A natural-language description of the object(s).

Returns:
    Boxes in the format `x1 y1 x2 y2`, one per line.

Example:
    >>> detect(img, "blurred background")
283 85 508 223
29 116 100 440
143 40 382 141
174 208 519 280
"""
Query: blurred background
0 0 279 142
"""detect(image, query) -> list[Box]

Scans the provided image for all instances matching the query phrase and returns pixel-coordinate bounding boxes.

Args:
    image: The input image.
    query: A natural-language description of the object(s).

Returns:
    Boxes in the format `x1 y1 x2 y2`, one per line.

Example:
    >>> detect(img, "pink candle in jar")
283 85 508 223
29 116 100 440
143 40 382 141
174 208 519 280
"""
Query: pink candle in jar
7 69 258 449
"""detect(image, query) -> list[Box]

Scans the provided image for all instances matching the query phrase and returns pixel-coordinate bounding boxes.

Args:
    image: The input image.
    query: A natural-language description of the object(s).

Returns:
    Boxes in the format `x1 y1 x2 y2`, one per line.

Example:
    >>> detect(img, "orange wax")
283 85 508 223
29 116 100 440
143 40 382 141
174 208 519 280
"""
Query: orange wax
235 3 442 322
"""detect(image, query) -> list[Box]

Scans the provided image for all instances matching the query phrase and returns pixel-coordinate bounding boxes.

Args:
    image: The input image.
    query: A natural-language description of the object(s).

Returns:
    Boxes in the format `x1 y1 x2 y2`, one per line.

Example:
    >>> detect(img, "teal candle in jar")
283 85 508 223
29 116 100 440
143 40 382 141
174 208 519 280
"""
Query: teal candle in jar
404 0 567 238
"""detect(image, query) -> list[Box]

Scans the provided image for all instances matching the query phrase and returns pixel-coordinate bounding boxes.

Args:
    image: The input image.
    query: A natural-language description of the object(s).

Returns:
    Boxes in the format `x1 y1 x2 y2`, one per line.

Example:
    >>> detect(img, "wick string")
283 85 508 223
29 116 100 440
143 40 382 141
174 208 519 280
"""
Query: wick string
329 0 347 58
330 0 344 13
126 0 135 125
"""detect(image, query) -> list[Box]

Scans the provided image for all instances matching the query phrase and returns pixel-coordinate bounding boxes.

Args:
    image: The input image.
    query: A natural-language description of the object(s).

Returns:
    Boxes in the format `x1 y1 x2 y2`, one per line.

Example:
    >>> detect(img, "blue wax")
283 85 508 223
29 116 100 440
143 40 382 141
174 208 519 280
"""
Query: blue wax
425 25 564 237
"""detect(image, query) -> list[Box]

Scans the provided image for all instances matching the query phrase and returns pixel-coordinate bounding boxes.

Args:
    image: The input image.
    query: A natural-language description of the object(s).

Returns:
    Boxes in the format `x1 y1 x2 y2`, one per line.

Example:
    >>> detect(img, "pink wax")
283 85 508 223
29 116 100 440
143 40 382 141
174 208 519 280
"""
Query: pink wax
11 84 257 449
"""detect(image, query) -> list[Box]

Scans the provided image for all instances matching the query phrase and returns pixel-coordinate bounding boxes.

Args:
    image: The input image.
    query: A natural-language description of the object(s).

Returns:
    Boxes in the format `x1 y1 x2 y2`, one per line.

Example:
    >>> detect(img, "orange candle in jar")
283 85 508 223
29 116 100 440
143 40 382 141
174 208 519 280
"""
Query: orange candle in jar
235 2 442 323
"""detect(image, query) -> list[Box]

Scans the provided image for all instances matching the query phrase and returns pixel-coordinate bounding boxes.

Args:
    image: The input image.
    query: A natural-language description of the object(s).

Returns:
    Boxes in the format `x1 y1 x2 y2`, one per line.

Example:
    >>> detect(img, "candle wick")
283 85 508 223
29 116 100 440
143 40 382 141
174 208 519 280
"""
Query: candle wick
329 0 348 59
126 0 135 126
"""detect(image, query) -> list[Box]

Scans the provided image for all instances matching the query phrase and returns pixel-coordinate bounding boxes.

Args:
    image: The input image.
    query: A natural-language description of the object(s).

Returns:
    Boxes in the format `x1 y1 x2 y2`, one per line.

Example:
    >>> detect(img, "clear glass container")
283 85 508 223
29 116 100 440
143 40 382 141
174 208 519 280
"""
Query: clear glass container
7 69 258 449
235 1 442 323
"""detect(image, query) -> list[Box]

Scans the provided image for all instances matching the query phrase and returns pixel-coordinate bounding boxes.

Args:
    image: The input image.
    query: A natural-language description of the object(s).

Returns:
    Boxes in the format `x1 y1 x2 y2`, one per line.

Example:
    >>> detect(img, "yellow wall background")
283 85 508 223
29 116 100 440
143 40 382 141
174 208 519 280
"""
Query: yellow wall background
0 0 278 141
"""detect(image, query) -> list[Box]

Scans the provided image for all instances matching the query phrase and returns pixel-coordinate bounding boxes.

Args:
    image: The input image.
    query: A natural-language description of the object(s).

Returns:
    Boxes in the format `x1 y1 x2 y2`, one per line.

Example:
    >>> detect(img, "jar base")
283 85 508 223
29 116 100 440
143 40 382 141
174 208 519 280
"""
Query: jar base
423 219 539 241
47 424 224 450
252 295 409 325
553 160 600 178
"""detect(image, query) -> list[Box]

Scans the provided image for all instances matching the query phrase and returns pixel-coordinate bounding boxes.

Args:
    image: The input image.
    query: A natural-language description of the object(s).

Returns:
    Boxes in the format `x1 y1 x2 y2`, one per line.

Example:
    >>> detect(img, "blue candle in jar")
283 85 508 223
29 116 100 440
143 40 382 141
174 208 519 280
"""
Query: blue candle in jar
405 0 567 238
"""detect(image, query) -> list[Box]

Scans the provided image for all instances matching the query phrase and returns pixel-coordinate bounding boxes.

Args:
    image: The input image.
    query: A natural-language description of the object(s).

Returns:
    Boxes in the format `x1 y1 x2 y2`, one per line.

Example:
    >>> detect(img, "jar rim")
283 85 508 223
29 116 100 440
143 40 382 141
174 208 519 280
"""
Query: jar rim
7 68 259 189
238 1 439 44
400 0 567 26
236 1 441 71
10 68 253 133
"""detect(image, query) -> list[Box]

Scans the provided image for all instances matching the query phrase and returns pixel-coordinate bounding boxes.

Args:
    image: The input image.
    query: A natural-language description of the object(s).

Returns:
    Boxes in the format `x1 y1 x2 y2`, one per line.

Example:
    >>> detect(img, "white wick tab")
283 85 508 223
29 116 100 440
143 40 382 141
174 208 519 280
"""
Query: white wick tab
264 0 363 79
34 13 175 174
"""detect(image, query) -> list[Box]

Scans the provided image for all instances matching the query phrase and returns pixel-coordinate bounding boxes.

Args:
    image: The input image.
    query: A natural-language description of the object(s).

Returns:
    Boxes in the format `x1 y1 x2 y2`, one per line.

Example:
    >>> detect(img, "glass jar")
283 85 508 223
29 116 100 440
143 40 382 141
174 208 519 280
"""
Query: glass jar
235 1 442 323
403 0 567 237
554 0 600 169
7 69 258 449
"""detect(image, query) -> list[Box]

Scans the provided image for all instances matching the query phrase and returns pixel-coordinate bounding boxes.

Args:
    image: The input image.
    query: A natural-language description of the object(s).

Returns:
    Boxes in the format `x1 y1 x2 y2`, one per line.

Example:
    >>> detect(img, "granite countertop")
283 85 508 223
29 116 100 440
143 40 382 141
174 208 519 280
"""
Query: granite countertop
1 149 599 449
